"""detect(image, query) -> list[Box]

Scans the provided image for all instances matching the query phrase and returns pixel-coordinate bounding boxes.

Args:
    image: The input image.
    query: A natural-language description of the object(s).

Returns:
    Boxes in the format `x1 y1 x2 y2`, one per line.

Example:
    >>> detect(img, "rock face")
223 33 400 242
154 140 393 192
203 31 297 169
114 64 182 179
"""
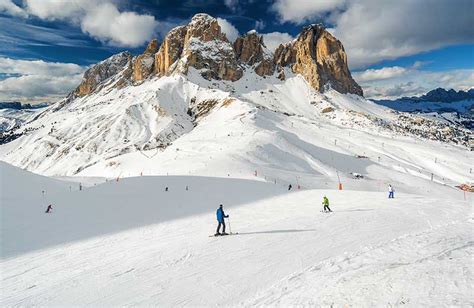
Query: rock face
275 25 362 96
75 52 132 96
154 26 187 76
74 14 362 96
133 39 160 82
179 14 243 81
234 31 274 76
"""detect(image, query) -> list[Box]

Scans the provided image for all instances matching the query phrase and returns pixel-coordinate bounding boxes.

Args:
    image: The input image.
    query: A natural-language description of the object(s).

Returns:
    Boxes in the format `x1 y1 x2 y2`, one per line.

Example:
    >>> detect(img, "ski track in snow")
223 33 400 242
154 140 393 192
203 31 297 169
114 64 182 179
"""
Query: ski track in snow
1 162 472 306
243 219 474 307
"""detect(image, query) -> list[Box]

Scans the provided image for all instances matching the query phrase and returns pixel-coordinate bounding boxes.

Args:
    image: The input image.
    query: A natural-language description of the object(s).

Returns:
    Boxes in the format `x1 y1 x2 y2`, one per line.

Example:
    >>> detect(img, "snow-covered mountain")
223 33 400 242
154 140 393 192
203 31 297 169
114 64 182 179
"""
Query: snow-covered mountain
372 88 474 130
0 14 472 193
1 13 473 306
0 102 48 132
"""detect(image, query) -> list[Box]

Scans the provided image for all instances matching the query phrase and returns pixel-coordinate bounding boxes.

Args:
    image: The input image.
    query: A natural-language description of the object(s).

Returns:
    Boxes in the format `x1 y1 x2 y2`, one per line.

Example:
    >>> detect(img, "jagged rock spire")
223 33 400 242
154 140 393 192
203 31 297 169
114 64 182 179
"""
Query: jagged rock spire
75 14 363 96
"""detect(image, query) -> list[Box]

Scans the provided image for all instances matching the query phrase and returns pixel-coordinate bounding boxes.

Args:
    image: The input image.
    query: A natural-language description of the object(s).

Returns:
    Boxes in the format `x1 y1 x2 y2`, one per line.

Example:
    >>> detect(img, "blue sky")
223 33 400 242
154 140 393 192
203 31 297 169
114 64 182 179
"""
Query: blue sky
0 0 473 102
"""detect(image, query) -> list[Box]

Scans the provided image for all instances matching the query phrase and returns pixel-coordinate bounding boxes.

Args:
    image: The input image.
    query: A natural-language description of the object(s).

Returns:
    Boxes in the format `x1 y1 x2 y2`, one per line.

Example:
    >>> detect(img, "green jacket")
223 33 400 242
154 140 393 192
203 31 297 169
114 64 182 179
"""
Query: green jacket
323 197 329 206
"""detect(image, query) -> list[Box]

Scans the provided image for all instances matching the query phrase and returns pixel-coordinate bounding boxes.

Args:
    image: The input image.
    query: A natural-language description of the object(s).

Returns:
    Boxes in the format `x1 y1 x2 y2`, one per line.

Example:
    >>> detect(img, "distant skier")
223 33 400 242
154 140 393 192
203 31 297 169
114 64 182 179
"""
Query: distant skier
288 184 292 191
165 187 169 192
45 204 53 213
186 185 189 191
322 196 332 212
215 204 229 236
388 184 395 199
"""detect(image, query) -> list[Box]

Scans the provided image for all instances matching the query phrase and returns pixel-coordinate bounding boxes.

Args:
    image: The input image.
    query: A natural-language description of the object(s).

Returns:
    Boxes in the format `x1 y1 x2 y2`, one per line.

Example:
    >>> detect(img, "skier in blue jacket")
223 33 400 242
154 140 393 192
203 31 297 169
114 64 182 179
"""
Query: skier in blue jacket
215 204 229 236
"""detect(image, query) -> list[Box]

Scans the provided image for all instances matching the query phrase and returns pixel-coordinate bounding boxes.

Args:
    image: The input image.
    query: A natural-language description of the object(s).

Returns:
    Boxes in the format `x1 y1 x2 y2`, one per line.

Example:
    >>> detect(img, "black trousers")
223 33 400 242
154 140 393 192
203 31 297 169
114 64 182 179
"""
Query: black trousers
216 221 226 233
324 205 331 212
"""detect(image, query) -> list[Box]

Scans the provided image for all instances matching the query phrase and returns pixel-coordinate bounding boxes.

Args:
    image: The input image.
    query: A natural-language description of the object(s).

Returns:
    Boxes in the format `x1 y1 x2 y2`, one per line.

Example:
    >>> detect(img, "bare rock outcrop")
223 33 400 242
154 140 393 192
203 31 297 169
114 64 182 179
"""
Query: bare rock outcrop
75 52 132 97
73 14 363 97
132 39 160 82
234 30 274 76
179 13 243 81
275 25 362 96
154 26 187 75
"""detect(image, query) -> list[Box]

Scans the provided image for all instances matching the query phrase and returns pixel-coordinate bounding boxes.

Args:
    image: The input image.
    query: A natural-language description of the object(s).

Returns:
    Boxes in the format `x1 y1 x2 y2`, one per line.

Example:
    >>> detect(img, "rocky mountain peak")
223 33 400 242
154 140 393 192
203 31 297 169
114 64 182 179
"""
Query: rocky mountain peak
75 51 132 96
74 13 363 96
185 13 228 43
133 39 160 82
234 30 275 76
144 39 160 55
275 24 363 96
178 13 242 81
154 26 187 76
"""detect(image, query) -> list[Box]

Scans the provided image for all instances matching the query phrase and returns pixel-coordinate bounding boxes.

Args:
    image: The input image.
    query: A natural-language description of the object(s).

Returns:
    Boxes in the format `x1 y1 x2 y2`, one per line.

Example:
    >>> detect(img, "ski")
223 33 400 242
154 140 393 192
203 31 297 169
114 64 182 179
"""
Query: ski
209 232 239 237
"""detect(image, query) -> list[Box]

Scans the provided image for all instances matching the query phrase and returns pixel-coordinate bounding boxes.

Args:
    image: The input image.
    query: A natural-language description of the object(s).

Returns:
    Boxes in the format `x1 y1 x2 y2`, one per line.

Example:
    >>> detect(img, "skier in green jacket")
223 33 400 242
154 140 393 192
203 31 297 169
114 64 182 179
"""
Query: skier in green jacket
322 196 332 212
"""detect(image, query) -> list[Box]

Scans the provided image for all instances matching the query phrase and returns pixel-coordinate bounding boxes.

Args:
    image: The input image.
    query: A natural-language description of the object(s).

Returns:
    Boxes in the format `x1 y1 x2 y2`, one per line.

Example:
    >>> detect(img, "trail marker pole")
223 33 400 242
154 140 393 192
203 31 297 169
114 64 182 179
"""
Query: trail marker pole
336 171 342 190
227 217 232 234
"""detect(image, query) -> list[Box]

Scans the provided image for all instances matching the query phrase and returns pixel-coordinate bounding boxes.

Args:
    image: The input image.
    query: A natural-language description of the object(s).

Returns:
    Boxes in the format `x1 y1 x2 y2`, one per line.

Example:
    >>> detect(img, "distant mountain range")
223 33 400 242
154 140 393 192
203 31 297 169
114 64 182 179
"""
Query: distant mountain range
371 88 473 130
399 88 474 103
0 102 50 110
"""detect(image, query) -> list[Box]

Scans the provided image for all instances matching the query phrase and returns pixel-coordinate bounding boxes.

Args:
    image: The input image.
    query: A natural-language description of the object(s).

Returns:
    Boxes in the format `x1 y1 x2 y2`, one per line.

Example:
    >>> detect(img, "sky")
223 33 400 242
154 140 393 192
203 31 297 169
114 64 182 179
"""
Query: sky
0 0 473 103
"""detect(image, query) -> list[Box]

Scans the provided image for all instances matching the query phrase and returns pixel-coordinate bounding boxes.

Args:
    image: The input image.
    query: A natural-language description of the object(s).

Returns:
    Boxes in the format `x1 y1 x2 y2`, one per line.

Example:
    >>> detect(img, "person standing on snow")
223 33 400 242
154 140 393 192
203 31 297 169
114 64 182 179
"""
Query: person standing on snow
288 184 292 191
215 204 229 236
388 184 395 199
45 204 53 213
322 196 332 212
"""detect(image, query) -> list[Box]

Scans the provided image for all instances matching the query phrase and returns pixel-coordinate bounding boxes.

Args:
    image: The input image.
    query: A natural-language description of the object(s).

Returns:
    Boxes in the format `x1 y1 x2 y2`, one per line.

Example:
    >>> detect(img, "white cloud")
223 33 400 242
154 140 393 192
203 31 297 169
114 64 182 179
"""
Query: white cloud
224 0 239 11
0 74 83 102
0 0 28 17
255 20 265 30
272 0 474 69
216 17 239 43
0 58 84 76
81 2 157 47
333 0 474 68
272 0 345 23
261 32 294 51
354 66 408 83
0 58 85 103
23 0 158 47
354 66 474 99
24 0 91 21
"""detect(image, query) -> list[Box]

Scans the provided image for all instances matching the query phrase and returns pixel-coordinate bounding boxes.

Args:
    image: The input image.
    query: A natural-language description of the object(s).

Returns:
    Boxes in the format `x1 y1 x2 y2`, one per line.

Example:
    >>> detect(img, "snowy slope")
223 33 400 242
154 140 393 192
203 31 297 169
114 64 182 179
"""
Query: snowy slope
0 106 46 132
1 162 472 306
0 69 472 201
372 97 474 130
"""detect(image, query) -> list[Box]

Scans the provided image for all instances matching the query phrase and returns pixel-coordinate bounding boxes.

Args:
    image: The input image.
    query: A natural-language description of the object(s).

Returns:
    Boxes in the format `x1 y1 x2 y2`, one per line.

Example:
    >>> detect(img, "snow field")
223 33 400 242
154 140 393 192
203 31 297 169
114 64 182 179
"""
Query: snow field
1 162 472 306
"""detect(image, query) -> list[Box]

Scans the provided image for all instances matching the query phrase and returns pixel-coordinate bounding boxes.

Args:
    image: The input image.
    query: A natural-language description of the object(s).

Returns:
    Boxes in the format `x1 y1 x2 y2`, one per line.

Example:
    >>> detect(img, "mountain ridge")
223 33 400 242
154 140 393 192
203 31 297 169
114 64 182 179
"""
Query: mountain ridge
0 14 471 185
383 88 474 103
74 13 362 98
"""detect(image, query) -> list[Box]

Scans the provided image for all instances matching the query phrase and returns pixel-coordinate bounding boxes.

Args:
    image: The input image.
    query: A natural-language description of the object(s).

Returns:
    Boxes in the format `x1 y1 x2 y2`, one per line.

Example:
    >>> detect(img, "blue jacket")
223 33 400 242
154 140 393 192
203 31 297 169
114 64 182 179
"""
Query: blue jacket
216 208 228 222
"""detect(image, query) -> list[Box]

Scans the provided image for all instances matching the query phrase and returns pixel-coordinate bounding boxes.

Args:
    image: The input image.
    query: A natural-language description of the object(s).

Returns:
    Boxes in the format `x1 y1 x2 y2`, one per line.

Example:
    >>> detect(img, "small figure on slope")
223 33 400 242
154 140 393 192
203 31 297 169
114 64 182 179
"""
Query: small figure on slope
45 204 53 213
215 204 229 236
322 196 332 212
165 187 169 192
288 184 292 191
388 184 395 199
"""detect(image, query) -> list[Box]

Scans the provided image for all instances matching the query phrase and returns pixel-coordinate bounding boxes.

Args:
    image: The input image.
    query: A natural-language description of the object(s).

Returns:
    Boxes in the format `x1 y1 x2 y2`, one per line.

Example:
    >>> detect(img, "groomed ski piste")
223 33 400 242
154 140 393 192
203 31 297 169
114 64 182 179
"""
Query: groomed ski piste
1 161 472 306
1 68 473 305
